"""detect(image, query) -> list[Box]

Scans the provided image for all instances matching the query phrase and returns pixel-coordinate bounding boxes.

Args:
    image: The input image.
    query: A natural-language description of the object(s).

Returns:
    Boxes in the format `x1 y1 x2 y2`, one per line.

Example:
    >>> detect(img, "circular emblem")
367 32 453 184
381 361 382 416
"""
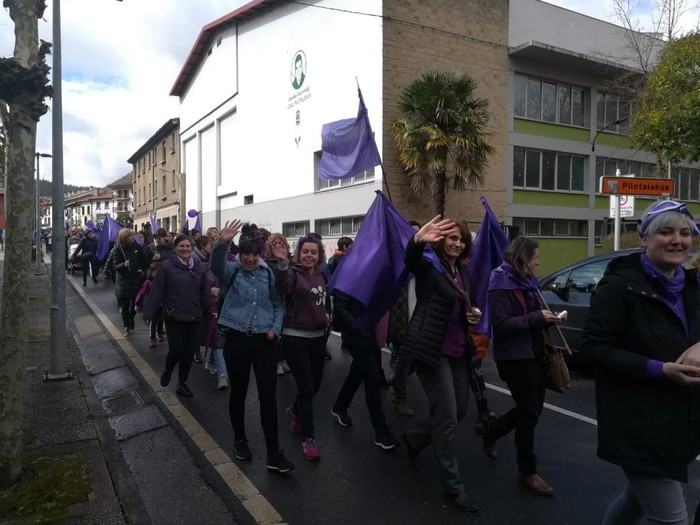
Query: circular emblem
290 50 306 90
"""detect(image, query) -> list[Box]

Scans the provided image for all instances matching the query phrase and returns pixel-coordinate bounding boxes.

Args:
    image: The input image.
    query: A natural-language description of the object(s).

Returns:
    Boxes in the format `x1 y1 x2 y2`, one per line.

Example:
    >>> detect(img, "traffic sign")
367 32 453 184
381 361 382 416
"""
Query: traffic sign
601 177 674 196
610 195 634 218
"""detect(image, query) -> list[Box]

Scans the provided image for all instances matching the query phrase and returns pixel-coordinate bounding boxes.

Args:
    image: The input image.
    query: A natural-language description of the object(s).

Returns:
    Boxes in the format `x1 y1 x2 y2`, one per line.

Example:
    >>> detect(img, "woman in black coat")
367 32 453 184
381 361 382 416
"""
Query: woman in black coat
400 216 481 513
143 234 213 398
581 200 700 525
112 229 145 336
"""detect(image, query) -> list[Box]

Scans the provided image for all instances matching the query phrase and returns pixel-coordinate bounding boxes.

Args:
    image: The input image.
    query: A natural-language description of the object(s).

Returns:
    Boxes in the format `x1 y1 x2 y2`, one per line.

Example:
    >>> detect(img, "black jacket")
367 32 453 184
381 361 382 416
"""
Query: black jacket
581 252 700 481
112 243 145 299
143 256 212 323
400 237 476 369
334 291 377 348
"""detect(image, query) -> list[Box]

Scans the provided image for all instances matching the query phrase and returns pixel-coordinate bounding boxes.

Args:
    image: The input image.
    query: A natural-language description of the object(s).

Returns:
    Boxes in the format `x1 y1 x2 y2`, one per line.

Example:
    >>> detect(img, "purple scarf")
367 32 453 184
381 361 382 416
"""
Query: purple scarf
176 255 195 274
640 254 685 302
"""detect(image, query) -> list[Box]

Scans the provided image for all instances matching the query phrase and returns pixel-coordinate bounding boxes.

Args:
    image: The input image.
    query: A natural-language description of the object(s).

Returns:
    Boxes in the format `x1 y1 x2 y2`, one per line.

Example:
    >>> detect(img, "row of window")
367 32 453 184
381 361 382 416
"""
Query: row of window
512 217 640 245
282 215 364 240
134 132 177 175
514 73 630 134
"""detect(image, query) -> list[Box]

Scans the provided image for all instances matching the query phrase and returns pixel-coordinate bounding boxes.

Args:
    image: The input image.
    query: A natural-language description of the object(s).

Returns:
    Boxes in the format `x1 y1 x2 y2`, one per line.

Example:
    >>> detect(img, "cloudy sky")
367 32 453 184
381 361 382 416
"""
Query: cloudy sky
1 0 698 188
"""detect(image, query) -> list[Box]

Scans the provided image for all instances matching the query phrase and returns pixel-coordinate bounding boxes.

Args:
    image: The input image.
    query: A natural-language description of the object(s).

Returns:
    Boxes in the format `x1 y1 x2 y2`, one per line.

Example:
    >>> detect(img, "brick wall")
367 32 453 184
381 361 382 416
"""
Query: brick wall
382 0 509 227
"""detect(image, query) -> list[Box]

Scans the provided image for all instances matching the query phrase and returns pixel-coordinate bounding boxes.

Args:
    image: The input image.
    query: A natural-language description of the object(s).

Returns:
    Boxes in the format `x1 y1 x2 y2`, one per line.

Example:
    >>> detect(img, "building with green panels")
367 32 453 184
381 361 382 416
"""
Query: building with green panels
506 1 698 276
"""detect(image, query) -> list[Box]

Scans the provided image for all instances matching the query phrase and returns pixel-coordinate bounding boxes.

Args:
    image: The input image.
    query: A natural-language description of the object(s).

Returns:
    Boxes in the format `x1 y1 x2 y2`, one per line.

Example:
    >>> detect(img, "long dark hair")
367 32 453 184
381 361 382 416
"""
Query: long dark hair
433 220 472 261
503 236 538 275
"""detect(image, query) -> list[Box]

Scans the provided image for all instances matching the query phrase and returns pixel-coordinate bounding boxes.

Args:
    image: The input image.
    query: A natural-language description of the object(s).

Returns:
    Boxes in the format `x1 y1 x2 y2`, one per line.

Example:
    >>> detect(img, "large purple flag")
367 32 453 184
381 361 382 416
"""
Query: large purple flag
149 213 158 233
329 191 441 327
468 197 510 335
317 88 382 180
96 215 121 260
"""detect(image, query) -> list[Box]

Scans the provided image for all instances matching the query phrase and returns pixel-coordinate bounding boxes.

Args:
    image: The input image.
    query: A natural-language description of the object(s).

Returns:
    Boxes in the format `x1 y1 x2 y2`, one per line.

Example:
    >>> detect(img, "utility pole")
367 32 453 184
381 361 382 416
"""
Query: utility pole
35 152 51 275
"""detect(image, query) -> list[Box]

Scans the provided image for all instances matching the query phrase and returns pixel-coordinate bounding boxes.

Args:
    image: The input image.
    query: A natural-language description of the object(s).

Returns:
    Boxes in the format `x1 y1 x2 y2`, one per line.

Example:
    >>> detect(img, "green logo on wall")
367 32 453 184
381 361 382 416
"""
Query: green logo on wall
290 50 306 90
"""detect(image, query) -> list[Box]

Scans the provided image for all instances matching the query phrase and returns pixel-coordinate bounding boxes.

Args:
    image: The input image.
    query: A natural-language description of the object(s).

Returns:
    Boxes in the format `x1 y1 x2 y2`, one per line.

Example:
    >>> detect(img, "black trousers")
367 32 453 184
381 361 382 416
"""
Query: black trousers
283 335 326 439
82 258 98 284
490 358 546 475
163 321 199 384
334 341 388 434
149 308 164 339
223 330 280 456
117 296 136 329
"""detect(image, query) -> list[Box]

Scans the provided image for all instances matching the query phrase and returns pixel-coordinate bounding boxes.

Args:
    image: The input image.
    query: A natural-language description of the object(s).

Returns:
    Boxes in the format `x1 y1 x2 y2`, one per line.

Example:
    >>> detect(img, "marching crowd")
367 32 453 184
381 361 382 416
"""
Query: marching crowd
65 199 700 522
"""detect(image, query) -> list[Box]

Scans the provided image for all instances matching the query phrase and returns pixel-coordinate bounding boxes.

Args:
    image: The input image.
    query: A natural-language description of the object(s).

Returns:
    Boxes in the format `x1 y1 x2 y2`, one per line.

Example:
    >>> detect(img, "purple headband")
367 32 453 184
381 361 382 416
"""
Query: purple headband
639 200 700 237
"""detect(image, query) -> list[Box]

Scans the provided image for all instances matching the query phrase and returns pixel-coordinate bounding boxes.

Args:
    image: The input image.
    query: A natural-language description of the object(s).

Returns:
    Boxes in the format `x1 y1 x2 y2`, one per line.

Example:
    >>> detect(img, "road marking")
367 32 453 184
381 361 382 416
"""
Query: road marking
486 384 598 426
70 279 284 525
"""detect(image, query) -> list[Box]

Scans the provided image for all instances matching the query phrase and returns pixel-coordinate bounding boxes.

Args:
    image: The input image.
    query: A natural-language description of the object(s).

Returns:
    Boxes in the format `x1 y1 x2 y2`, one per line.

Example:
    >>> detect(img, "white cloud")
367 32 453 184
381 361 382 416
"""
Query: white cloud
2 0 243 187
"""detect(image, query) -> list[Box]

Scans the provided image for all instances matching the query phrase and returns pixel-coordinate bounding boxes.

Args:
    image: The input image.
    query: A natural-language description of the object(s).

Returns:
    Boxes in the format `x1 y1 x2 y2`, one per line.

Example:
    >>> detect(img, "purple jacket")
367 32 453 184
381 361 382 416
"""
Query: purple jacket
487 264 548 361
274 264 329 332
143 256 213 323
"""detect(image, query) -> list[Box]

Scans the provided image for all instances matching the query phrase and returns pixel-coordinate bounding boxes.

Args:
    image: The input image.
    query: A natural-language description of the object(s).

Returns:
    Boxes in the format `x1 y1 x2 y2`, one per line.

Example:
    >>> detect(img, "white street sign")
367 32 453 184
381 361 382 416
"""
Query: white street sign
609 195 634 218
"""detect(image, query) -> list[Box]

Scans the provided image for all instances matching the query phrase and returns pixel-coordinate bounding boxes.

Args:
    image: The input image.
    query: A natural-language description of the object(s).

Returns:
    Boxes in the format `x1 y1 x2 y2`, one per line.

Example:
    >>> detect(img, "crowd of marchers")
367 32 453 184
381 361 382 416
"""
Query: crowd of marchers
64 200 700 522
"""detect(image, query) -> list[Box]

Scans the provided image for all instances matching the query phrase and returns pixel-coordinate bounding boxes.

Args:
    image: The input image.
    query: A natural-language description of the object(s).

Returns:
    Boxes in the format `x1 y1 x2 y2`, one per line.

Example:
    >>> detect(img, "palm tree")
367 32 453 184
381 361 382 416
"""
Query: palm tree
391 70 495 217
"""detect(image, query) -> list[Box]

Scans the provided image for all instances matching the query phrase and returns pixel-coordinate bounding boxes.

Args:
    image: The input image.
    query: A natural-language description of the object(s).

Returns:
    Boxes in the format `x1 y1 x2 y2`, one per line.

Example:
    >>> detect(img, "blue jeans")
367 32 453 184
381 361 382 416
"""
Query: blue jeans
211 347 227 377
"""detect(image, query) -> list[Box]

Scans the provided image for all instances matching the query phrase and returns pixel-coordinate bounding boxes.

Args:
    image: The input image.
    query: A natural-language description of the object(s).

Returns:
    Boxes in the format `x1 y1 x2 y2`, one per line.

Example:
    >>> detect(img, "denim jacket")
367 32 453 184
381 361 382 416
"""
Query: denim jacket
210 242 283 335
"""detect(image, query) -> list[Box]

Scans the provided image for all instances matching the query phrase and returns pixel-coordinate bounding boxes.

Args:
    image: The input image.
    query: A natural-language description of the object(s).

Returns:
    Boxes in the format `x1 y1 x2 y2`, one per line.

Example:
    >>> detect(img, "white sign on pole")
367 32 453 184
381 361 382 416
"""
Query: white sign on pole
609 195 634 218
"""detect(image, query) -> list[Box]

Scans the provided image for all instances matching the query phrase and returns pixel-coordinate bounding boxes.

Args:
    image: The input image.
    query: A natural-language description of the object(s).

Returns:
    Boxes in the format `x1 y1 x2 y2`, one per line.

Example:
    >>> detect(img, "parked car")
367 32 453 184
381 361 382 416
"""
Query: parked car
540 248 699 365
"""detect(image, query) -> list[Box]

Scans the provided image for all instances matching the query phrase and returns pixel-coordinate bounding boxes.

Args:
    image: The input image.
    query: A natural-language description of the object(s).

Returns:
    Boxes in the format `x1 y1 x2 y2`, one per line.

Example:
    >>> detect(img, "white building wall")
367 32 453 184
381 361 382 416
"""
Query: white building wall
509 0 662 70
179 0 383 235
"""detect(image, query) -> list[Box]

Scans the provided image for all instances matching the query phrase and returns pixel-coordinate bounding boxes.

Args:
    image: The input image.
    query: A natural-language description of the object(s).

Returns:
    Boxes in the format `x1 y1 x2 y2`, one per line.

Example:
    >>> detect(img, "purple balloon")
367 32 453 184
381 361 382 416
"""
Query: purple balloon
187 209 198 218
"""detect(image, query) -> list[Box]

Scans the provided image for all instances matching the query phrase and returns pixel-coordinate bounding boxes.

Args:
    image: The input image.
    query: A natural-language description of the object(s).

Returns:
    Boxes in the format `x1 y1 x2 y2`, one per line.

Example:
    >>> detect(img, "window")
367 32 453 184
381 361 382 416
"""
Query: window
162 141 166 162
514 73 587 127
148 183 152 200
512 218 587 238
154 179 158 199
513 147 585 192
596 93 631 134
315 215 365 237
162 176 166 196
568 260 610 295
282 221 310 238
671 167 700 201
244 194 254 205
96 201 101 210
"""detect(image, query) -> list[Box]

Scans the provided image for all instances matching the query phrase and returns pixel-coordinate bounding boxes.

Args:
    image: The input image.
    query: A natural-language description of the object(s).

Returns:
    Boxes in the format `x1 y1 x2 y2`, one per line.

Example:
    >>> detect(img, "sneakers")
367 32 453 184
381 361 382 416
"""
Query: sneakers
374 432 400 451
276 362 285 376
122 327 130 337
331 407 353 427
149 337 157 348
160 368 172 387
217 375 229 390
205 361 219 375
267 450 295 473
286 406 301 434
233 439 252 461
302 438 320 461
280 360 291 373
176 383 193 397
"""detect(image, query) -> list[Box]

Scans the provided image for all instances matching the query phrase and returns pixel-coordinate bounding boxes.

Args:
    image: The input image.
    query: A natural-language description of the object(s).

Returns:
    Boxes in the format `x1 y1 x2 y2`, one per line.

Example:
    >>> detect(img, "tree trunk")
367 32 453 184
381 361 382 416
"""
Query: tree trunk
0 0 43 487
433 169 447 217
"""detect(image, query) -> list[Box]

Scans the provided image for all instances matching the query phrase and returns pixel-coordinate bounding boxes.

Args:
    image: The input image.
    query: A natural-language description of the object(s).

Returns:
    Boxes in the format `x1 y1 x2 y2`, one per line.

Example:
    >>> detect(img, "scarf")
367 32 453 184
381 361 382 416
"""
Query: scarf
640 254 685 302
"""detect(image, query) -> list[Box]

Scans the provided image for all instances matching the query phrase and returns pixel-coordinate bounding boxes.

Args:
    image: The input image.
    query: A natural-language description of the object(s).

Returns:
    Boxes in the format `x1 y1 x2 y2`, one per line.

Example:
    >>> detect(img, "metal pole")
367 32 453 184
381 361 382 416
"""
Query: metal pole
46 0 71 381
613 168 621 251
35 154 43 274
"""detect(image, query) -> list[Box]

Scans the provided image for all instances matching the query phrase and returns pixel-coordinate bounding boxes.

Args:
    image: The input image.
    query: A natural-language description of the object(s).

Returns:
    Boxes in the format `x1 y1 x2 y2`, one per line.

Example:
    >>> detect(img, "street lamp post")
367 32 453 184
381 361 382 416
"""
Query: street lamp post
35 153 51 275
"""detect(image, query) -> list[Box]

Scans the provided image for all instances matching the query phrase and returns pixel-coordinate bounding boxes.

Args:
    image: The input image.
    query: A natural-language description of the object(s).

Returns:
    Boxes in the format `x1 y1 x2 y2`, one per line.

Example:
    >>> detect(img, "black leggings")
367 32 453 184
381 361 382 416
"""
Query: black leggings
223 330 279 456
163 321 199 384
82 258 98 283
117 296 136 329
283 335 326 439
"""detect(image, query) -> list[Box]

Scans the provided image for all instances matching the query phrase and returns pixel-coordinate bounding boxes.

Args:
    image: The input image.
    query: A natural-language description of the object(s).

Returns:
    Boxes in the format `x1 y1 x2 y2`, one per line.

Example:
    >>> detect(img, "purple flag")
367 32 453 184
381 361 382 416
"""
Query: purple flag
468 197 510 335
149 213 158 233
190 215 201 234
317 88 382 180
329 191 441 326
96 215 121 260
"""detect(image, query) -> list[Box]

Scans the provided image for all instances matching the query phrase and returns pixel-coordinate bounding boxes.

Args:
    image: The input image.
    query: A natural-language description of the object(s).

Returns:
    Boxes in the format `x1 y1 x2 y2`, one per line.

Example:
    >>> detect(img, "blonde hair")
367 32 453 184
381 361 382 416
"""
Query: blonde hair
265 233 290 258
116 229 133 245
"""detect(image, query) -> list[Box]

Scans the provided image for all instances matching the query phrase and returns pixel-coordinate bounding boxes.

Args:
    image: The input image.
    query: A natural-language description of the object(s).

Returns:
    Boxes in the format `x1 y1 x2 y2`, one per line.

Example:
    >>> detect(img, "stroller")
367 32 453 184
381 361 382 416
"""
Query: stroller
67 238 84 275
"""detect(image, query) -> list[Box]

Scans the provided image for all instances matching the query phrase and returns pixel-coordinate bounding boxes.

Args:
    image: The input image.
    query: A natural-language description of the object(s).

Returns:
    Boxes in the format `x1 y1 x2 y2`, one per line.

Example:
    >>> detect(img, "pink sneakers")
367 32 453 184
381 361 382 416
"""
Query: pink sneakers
302 438 320 461
286 406 301 434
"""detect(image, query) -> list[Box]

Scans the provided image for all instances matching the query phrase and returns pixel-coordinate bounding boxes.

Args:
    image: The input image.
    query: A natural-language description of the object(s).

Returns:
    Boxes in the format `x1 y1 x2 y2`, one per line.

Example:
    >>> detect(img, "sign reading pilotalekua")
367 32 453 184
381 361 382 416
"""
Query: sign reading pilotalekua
601 177 675 196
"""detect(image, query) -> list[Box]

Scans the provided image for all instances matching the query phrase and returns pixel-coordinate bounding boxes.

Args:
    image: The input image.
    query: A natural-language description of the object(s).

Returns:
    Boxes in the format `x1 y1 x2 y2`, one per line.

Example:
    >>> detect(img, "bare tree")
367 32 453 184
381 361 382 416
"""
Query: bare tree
0 0 51 487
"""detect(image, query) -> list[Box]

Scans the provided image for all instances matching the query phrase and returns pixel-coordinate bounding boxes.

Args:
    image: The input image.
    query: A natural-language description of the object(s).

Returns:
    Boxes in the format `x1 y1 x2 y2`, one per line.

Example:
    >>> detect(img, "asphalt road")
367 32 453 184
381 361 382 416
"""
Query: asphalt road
68 273 700 525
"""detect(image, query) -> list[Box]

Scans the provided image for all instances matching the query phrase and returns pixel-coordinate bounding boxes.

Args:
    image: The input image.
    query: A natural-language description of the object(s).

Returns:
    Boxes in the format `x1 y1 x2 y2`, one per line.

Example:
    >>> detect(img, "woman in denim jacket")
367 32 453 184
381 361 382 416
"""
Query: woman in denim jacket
211 221 294 474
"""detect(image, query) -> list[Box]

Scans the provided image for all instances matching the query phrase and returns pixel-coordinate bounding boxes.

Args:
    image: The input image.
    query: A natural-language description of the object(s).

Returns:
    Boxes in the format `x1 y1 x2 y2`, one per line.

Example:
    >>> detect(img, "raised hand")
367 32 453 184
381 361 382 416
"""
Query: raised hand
218 219 243 243
414 215 456 244
271 240 288 261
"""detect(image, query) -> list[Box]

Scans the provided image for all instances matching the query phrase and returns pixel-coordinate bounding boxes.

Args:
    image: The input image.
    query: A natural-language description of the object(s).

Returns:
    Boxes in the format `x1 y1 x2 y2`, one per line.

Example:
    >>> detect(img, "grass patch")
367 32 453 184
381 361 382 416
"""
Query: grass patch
0 450 91 523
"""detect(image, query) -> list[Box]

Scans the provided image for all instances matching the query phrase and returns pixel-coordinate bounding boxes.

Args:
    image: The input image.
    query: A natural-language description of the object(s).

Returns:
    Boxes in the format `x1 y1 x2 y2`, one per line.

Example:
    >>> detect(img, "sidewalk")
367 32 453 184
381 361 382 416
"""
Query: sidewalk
0 251 242 524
